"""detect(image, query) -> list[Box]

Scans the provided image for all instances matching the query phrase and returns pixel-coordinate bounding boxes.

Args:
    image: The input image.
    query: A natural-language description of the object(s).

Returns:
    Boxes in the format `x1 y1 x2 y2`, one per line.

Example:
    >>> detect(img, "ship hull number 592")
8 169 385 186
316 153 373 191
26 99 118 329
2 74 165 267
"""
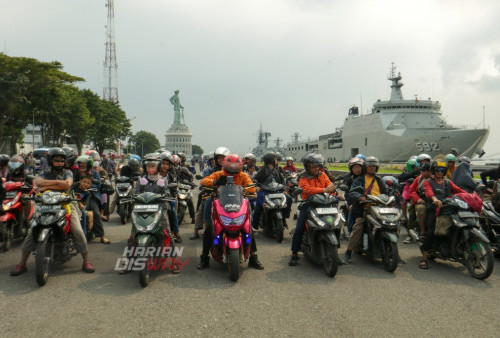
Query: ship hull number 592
415 142 441 152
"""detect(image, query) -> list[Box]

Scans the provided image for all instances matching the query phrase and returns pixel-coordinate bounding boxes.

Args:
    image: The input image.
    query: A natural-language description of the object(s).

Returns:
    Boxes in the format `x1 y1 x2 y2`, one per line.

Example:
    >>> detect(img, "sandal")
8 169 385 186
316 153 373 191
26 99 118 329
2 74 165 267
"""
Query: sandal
100 237 111 244
101 216 109 222
419 260 428 270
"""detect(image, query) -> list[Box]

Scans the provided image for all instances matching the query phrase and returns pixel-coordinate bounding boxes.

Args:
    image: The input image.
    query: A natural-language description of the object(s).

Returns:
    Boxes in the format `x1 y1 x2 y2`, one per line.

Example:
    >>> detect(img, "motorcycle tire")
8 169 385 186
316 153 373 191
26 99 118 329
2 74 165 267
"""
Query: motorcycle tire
381 239 399 273
228 248 241 282
274 217 284 243
119 206 127 225
464 235 494 280
139 252 152 287
177 205 186 225
321 241 339 277
126 205 132 223
35 238 51 286
0 221 12 252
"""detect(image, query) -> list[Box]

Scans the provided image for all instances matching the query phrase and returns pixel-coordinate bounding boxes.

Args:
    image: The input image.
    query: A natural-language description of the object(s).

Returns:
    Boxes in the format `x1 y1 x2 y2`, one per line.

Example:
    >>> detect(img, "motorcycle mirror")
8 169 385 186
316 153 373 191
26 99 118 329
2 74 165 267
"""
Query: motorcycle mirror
195 174 203 180
293 187 303 196
338 184 349 191
168 183 178 189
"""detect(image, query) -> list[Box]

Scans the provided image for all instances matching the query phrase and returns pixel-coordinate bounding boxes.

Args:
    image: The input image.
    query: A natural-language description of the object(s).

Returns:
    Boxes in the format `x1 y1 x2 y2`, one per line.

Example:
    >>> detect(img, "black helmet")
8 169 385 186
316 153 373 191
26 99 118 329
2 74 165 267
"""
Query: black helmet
244 153 257 162
430 160 447 175
128 158 140 172
47 147 67 167
302 153 324 173
364 156 379 171
262 152 276 165
142 153 160 170
0 154 10 166
62 146 77 163
159 152 174 164
178 152 186 161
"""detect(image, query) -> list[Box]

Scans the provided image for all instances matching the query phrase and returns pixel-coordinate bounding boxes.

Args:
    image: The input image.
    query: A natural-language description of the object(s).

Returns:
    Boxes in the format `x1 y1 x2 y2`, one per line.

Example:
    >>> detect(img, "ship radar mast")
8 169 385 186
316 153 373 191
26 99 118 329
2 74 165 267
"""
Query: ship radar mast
388 62 404 101
291 132 301 144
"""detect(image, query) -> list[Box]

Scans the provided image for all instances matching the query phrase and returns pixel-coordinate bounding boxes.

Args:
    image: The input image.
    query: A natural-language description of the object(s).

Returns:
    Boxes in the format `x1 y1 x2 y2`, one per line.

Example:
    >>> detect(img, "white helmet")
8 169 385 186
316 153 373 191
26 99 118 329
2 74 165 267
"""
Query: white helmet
214 147 230 157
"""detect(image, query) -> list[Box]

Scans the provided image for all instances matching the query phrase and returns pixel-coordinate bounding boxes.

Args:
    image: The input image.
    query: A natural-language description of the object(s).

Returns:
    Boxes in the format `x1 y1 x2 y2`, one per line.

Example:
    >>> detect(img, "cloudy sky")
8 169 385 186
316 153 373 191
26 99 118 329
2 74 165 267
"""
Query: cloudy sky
2 0 499 157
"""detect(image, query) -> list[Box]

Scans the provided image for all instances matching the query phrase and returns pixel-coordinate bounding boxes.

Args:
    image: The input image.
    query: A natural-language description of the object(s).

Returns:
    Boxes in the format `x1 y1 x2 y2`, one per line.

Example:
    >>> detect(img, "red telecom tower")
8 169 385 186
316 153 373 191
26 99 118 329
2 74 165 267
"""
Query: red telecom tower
103 0 119 102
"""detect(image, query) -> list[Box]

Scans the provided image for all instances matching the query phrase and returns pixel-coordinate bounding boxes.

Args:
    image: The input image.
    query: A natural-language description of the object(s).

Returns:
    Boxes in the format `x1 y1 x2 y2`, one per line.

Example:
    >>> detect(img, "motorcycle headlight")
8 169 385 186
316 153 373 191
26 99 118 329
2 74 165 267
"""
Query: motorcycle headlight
41 193 61 204
264 195 275 208
310 212 326 227
178 193 187 200
220 215 232 226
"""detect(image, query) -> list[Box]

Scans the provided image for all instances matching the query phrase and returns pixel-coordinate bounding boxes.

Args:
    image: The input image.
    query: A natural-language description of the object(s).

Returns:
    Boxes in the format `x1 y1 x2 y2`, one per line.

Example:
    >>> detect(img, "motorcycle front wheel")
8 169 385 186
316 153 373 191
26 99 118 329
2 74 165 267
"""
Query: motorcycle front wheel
177 204 186 225
274 217 284 243
139 255 152 287
119 205 127 225
321 241 338 277
35 238 51 286
381 239 399 273
464 235 494 280
227 248 241 282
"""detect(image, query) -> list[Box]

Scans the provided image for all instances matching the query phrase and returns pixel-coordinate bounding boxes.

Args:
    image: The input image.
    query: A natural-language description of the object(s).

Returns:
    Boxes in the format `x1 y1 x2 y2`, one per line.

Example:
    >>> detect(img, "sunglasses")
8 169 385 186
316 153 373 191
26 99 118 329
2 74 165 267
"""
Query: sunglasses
436 167 447 173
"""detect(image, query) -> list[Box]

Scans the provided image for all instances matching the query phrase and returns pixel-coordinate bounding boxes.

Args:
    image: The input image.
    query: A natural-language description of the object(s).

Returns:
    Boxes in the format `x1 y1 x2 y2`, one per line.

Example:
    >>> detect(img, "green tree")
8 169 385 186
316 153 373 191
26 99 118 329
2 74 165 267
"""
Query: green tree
83 90 131 154
129 131 161 157
192 144 204 155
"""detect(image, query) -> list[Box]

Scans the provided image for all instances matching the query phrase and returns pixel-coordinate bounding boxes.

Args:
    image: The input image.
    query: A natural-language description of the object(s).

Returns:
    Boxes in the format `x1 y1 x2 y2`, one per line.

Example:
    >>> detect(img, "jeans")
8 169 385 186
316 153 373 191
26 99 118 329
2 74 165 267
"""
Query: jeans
291 205 311 253
202 221 257 257
168 201 179 234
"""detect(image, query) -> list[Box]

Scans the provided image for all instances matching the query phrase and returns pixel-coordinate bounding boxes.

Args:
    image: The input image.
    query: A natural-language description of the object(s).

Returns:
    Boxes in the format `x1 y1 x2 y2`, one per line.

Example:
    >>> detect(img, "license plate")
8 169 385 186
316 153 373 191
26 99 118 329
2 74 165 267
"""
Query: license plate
6 192 17 198
316 207 338 215
38 205 60 212
458 211 477 218
379 208 399 214
133 204 159 212
268 193 284 199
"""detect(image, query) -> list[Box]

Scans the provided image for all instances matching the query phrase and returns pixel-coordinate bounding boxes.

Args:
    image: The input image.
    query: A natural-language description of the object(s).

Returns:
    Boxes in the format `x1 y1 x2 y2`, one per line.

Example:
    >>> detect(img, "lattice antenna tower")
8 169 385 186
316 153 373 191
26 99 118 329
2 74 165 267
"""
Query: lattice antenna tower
103 0 119 102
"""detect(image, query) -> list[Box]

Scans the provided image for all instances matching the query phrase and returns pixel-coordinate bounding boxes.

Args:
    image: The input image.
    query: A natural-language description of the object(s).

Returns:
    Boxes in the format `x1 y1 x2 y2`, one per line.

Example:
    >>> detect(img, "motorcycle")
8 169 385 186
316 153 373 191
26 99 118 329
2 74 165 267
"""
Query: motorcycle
258 181 288 243
480 200 500 257
209 176 253 281
115 176 134 224
293 188 345 277
129 187 177 287
0 179 34 251
31 191 79 286
358 192 402 272
176 179 196 224
284 171 299 202
428 195 494 280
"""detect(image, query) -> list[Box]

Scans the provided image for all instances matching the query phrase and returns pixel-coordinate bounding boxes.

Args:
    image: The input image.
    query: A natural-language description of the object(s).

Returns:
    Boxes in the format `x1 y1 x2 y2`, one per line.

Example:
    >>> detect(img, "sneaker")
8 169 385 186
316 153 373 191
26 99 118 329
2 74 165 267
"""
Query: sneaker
82 261 95 273
197 255 210 270
189 233 200 240
403 236 413 244
288 255 299 266
248 255 264 270
10 264 27 276
252 226 259 232
343 252 351 265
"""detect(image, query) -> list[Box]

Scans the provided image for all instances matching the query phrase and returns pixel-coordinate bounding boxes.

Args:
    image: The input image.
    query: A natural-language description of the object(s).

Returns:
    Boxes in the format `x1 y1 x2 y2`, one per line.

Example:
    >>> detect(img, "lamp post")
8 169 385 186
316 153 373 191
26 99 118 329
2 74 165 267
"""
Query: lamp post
32 111 35 152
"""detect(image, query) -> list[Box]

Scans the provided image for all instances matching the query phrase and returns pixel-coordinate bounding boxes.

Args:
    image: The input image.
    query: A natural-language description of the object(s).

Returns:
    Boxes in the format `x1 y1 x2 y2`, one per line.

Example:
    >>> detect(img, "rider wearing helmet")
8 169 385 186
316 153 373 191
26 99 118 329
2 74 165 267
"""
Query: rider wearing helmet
158 152 181 242
398 157 421 244
0 154 11 179
343 157 365 234
416 153 432 167
172 153 195 225
252 152 292 231
11 147 96 276
355 154 366 161
445 154 457 179
197 154 263 270
419 160 466 269
408 163 432 242
283 157 297 173
243 153 258 173
343 156 389 264
120 157 141 178
6 155 26 181
288 153 337 267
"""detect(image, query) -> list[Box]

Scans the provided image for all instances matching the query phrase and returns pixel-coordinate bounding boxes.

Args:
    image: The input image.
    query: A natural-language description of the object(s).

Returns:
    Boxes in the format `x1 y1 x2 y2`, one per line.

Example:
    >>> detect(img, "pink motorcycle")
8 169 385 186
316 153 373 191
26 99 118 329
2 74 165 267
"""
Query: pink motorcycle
209 177 253 281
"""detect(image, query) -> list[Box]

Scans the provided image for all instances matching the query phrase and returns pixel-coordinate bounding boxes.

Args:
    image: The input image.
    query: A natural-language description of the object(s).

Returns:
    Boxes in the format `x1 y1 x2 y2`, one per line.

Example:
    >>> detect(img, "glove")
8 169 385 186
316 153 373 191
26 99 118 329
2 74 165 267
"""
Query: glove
214 175 227 186
157 179 165 187
139 177 148 185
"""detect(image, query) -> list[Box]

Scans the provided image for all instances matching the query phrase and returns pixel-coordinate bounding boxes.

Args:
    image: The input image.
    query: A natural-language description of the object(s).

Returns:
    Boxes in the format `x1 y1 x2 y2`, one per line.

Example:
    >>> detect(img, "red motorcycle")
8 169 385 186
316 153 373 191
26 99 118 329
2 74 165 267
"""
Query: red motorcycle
210 177 253 281
0 180 34 251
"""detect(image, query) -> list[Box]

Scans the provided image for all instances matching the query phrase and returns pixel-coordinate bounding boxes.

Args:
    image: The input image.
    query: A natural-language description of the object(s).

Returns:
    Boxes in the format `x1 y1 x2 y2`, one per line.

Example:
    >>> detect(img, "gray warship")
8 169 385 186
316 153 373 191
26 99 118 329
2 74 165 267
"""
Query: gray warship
285 64 490 162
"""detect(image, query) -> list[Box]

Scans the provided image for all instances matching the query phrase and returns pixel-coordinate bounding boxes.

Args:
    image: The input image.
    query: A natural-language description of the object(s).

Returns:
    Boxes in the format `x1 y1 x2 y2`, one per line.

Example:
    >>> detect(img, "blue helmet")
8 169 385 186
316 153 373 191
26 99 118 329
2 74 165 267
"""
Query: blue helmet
129 154 141 164
355 153 366 160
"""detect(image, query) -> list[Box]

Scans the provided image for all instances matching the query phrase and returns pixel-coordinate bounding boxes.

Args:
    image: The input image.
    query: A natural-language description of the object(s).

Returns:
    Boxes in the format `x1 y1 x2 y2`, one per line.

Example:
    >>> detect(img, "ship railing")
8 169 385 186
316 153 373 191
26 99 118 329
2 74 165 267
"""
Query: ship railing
447 124 489 130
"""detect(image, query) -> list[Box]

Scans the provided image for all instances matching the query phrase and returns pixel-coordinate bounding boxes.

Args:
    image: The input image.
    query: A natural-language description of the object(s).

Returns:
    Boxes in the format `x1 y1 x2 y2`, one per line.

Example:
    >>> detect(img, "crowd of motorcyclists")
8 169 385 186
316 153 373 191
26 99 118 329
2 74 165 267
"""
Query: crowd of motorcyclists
1 146 500 283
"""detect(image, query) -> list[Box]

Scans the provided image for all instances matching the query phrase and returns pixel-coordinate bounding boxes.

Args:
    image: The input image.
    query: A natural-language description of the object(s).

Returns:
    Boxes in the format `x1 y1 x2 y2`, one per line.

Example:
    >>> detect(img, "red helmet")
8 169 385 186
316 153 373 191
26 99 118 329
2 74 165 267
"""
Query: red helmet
223 154 243 176
172 154 180 165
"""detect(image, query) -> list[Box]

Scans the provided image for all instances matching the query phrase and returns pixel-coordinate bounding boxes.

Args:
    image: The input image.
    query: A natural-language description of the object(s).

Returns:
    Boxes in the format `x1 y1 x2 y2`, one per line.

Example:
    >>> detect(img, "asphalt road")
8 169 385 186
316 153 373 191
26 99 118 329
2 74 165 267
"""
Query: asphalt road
1 194 500 337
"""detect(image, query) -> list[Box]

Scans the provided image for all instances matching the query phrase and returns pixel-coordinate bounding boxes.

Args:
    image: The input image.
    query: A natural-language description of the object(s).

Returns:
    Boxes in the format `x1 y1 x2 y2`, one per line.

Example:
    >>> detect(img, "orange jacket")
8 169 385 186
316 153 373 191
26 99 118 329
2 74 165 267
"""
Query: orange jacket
201 170 256 195
298 172 332 200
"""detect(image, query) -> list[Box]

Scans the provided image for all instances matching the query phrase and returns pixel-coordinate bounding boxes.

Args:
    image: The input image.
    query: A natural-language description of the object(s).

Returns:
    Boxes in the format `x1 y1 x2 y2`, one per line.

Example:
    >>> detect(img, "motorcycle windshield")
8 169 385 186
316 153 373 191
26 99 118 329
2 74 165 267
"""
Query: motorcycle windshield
218 184 243 212
261 181 284 192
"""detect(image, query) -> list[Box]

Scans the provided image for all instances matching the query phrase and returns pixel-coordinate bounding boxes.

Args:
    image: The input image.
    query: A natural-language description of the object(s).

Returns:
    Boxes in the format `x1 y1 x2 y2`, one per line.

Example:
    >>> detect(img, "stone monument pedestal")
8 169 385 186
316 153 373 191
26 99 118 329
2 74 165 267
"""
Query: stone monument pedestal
165 123 192 155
